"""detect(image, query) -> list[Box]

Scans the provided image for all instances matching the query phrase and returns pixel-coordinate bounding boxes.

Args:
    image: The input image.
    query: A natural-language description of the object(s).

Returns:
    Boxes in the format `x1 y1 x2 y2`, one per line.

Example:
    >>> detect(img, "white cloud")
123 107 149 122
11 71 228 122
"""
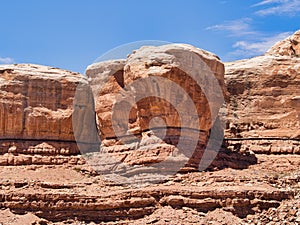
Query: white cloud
206 18 257 37
229 32 292 59
0 57 15 64
253 0 300 16
252 0 287 7
206 10 295 61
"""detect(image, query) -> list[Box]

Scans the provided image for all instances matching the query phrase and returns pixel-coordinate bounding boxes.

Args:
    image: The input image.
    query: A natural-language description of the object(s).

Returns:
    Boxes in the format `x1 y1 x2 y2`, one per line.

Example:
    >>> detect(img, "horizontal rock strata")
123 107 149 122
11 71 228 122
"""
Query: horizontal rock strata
0 64 99 165
0 184 293 222
225 31 300 154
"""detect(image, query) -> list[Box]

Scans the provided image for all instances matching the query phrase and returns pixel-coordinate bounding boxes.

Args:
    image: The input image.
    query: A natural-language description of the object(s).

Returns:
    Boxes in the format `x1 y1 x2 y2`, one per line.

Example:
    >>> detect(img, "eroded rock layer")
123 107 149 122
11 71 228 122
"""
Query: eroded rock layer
0 64 87 140
0 64 92 164
1 154 299 224
225 30 300 154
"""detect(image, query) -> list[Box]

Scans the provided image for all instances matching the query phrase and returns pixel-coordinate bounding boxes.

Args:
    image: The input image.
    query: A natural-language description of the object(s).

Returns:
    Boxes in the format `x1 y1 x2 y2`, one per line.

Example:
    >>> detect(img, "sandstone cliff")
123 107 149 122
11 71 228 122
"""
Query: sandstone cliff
0 64 91 166
225 30 300 154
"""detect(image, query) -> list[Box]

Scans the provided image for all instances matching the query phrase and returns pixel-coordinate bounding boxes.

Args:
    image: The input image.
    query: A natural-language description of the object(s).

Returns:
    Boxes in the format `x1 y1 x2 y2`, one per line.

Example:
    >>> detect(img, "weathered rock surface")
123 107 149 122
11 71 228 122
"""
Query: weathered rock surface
0 64 86 141
225 30 300 154
0 64 97 166
85 44 232 176
86 44 226 139
266 30 300 57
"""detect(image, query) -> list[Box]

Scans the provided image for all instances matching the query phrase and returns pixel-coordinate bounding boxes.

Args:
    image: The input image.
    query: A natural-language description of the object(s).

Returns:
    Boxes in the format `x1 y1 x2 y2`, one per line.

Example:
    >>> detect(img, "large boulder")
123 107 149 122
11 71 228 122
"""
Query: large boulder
85 43 228 179
86 45 225 140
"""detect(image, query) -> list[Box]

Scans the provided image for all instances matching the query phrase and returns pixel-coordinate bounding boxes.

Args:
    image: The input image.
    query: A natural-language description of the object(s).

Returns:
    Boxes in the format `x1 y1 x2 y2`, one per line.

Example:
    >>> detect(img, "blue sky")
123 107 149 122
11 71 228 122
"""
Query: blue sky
0 0 299 73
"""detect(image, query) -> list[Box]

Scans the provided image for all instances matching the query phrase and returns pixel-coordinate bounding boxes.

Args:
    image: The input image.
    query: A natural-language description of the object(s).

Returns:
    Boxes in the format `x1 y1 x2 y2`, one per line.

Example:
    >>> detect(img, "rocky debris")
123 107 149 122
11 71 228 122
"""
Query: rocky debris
244 196 300 225
0 154 299 224
226 138 300 154
3 179 291 222
0 208 48 225
0 153 85 166
124 207 243 225
225 30 300 154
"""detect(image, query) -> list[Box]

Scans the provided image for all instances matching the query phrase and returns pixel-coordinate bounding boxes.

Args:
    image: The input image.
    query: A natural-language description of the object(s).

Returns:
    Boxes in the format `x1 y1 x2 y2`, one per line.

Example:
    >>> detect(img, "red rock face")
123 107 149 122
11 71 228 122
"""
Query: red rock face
225 31 300 154
86 44 227 175
0 64 87 141
0 64 90 165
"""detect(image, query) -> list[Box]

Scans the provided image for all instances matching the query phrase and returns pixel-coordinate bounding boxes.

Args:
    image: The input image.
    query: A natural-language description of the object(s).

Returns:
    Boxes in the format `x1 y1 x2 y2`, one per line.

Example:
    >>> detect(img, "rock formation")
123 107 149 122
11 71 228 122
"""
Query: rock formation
0 64 91 166
0 31 300 224
86 44 226 143
225 30 300 154
266 30 300 57
84 44 256 182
